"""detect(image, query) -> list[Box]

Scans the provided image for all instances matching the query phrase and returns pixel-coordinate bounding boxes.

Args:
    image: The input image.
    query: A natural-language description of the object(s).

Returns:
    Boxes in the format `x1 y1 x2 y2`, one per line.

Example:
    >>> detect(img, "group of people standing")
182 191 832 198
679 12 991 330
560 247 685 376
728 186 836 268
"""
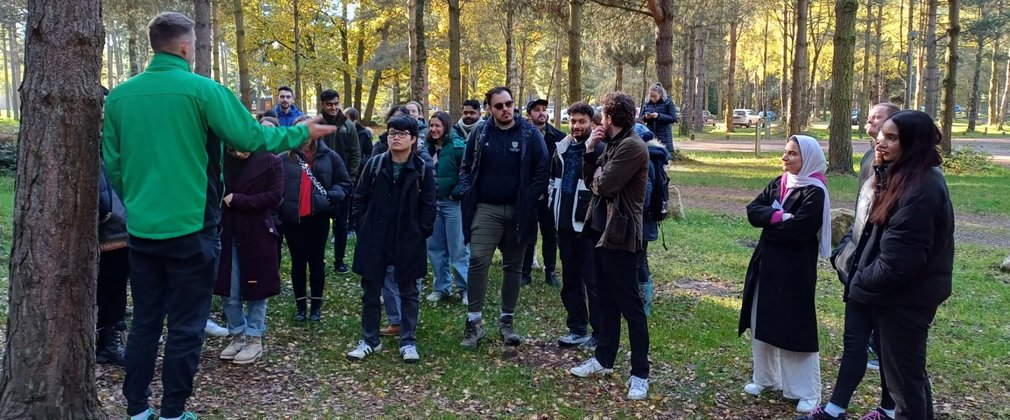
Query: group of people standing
738 102 954 419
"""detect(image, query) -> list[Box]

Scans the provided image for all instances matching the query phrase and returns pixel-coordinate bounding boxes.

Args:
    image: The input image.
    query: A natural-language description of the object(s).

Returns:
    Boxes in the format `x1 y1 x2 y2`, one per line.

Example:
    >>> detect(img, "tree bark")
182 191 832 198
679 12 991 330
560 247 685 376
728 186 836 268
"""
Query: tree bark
903 0 915 107
781 0 791 123
126 6 140 77
725 21 739 132
212 0 222 83
680 26 696 136
988 39 1000 126
353 34 364 111
789 0 810 136
0 0 105 415
106 32 115 88
553 36 563 124
364 24 390 123
414 0 428 110
998 44 1010 130
858 0 872 133
293 0 303 111
504 5 517 92
645 0 674 90
693 27 707 132
448 0 462 120
568 0 584 103
828 0 858 174
874 1 883 102
6 24 21 120
194 0 212 77
341 1 352 103
967 36 984 133
234 0 251 109
1 28 11 119
938 0 958 154
923 0 938 117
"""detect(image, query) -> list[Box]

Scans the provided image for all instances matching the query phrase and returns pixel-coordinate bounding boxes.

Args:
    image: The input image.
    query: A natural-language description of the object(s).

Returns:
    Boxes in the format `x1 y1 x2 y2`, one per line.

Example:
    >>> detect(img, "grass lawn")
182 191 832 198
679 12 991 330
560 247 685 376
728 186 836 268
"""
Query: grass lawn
1 150 1009 418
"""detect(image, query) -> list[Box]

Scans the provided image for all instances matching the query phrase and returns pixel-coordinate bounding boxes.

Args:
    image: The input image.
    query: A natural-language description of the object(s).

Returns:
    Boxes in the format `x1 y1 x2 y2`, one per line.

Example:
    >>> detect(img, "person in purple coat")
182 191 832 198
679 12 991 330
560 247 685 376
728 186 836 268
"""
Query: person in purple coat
214 117 286 365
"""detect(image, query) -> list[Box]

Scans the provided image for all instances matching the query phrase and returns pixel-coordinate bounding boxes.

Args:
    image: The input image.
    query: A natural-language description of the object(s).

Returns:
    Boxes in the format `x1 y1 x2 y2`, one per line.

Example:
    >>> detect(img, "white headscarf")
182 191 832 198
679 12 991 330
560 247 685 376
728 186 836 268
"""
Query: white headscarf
784 135 832 258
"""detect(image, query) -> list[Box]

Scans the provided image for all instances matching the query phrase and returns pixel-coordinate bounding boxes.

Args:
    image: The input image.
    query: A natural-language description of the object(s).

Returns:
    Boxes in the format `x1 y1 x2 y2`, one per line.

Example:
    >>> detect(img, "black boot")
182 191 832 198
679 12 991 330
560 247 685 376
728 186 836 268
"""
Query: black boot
544 269 559 287
294 299 307 321
310 298 322 322
96 326 126 366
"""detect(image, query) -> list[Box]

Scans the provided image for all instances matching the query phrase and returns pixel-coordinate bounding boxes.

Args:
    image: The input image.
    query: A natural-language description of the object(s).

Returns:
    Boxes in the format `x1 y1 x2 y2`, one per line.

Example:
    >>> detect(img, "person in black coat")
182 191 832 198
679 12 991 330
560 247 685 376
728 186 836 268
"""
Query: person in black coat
640 83 678 153
847 111 953 419
347 116 436 363
345 107 373 176
739 135 831 414
277 123 352 322
521 98 565 286
97 161 130 366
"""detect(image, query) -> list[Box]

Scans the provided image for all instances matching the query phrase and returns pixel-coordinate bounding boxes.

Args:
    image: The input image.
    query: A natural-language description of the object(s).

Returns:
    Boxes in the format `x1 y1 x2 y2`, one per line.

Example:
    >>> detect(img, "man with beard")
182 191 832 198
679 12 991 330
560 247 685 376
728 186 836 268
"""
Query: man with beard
453 99 482 140
273 86 304 127
521 99 564 287
318 89 361 275
548 102 604 350
458 87 549 348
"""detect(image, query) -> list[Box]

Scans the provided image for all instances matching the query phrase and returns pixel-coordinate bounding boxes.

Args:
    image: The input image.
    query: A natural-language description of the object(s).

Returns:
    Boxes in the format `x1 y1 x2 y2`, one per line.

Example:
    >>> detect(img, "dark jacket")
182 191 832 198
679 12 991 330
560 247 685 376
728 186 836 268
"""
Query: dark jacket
857 147 875 187
273 104 304 127
548 135 605 233
847 166 954 307
738 177 826 353
356 123 373 176
540 123 566 162
371 131 434 167
277 142 353 224
320 111 361 180
351 152 436 283
640 98 677 143
459 115 550 245
582 126 649 253
98 163 128 252
215 153 284 300
427 130 467 200
643 140 671 242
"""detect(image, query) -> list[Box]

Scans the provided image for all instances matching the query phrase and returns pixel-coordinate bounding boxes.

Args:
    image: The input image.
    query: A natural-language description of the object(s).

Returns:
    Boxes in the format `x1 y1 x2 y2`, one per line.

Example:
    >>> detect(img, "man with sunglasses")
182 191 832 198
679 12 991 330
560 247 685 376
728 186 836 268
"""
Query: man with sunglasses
317 89 361 275
458 87 550 348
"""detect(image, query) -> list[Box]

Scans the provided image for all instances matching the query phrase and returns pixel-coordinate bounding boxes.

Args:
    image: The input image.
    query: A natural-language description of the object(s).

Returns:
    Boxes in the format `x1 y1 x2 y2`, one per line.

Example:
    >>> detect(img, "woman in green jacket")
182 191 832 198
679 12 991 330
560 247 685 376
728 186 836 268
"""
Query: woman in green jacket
424 111 470 303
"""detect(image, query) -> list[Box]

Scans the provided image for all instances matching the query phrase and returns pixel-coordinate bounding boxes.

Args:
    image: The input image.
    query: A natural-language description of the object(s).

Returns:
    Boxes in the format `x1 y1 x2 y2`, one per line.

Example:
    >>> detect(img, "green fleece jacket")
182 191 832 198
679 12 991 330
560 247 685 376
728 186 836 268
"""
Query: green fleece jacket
103 53 310 239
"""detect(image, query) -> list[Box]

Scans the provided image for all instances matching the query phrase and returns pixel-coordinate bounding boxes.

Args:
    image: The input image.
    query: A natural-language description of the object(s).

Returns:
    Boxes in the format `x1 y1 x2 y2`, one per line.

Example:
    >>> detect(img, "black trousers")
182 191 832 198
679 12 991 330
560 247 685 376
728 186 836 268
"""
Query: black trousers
332 200 350 266
123 227 220 418
97 247 130 329
829 300 895 410
557 229 598 336
522 198 557 275
286 215 330 302
637 240 651 284
361 266 419 348
593 245 650 378
876 304 938 420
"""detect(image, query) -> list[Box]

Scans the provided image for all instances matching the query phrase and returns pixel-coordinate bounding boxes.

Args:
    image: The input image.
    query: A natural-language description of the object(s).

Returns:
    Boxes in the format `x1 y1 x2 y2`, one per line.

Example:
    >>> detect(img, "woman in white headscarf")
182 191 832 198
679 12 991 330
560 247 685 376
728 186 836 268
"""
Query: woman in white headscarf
738 135 831 413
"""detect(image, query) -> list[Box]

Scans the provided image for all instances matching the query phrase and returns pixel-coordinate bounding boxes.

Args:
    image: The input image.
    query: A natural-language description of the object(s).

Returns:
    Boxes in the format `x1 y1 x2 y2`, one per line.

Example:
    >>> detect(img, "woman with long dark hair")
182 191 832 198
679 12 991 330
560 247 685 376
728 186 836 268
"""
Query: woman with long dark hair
739 135 831 414
845 110 953 419
424 111 469 303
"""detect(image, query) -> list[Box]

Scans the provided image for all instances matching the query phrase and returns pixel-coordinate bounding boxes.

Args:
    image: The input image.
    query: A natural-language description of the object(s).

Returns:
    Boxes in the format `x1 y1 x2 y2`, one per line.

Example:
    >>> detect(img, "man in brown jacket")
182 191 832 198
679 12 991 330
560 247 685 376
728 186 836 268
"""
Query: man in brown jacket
568 92 651 400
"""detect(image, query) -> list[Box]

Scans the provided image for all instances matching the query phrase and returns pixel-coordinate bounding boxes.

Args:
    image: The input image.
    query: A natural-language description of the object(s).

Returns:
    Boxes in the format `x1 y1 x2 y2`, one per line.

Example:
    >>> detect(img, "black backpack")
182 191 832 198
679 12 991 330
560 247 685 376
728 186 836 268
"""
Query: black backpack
646 152 670 222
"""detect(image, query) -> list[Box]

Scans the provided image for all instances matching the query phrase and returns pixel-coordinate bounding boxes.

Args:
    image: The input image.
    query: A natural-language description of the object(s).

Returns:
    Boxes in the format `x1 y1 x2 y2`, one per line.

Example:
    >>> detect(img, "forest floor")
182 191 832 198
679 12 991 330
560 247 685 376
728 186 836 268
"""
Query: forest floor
1 149 1009 419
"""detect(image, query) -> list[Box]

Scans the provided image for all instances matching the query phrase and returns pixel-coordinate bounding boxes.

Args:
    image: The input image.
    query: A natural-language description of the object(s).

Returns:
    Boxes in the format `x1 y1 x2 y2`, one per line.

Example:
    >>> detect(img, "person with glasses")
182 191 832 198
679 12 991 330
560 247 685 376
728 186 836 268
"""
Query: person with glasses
346 116 436 362
317 90 361 276
458 86 550 348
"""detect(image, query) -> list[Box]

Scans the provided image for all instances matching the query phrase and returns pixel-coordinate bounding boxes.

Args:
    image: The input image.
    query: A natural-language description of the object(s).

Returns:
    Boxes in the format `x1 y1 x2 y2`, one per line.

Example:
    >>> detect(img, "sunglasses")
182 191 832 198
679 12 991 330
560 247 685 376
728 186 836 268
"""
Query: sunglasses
492 101 514 111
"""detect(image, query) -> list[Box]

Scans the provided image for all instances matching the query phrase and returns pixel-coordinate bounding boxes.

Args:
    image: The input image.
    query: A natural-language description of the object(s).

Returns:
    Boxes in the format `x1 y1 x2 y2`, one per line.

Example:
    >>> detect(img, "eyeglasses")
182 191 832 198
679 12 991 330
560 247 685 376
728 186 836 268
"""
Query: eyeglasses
492 101 514 111
388 130 412 139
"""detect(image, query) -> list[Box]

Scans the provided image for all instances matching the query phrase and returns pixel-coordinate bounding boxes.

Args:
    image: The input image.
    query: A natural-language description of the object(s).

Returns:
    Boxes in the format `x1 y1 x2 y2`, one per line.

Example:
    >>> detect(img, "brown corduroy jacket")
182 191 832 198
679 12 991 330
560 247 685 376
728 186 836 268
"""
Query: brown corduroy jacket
582 126 649 253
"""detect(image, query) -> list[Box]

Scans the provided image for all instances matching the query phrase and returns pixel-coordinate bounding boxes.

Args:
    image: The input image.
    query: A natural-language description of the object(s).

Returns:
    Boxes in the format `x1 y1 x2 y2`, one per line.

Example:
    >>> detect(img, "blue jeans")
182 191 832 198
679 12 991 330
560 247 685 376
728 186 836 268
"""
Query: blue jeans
426 200 469 295
223 244 267 337
382 266 423 325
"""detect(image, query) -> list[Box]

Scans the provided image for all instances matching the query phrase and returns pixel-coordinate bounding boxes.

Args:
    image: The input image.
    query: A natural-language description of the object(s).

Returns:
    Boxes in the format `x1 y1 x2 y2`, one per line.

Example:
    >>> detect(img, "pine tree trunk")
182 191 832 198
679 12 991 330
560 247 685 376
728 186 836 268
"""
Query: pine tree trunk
212 0 222 83
194 0 212 77
504 6 516 92
106 32 115 88
113 30 124 84
903 0 915 107
568 0 584 103
448 0 462 120
938 0 958 154
126 7 140 77
789 0 810 136
341 1 352 103
293 0 303 110
693 27 707 132
1 28 11 119
615 62 624 91
353 34 364 111
553 36 563 124
967 36 983 133
414 0 428 110
6 24 21 120
680 26 696 136
998 44 1010 130
0 0 105 415
874 1 883 102
234 0 251 109
858 0 872 133
780 0 790 123
648 0 675 90
725 21 739 132
987 39 1000 126
220 42 229 89
828 0 858 174
923 0 939 117
364 24 389 123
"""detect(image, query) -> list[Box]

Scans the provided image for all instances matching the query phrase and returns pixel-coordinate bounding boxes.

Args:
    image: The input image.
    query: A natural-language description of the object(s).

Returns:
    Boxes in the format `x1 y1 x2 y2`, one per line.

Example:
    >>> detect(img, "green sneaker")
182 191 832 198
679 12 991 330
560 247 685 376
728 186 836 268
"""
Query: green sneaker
125 408 156 420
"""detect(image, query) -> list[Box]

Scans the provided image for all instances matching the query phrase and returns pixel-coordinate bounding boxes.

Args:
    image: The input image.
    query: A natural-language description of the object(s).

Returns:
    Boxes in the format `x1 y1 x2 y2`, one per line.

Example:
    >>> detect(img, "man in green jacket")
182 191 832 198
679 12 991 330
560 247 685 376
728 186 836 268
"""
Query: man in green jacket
103 12 336 420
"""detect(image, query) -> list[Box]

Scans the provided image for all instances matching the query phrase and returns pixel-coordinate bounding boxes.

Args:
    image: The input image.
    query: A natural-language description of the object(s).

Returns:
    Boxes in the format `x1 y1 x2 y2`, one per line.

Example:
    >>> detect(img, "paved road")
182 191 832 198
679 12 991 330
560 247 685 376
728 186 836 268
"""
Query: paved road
676 137 1010 166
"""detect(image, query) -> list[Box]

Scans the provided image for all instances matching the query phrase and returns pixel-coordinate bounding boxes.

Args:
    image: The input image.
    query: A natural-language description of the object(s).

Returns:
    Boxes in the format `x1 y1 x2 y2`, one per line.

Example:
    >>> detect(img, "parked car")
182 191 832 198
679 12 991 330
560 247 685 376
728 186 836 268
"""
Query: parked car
732 109 761 128
851 110 860 126
701 110 716 126
758 110 777 121
561 108 570 123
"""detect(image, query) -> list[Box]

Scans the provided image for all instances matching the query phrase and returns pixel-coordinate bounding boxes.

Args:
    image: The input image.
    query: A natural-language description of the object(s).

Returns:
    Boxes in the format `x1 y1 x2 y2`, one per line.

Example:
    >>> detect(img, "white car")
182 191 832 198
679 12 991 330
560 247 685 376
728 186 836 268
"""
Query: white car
732 109 761 128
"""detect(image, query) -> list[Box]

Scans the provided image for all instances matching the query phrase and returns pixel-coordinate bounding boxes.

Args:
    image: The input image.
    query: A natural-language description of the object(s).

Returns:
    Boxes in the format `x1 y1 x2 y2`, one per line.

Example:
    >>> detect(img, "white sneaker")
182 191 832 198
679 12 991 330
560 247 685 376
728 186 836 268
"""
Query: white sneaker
219 334 246 360
460 291 469 306
204 319 228 337
426 291 448 302
743 383 767 395
796 399 819 413
346 340 381 361
569 357 614 377
400 345 420 364
557 333 591 348
532 256 541 270
627 376 649 400
233 336 263 364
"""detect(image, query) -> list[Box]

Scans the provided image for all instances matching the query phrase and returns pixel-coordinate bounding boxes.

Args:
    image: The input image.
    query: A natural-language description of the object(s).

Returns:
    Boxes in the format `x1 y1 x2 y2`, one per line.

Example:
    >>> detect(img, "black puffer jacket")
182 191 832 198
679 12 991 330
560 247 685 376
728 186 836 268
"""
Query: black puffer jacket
848 166 954 307
277 142 353 224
